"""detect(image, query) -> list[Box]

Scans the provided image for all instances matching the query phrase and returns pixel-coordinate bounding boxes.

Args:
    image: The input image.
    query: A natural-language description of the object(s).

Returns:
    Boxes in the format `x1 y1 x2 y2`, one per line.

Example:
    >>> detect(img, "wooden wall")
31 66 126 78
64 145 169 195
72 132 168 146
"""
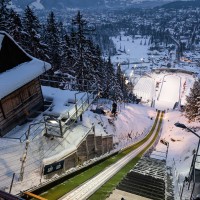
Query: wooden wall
44 134 114 179
102 136 113 154
102 137 108 154
45 153 77 179
95 135 103 156
0 78 43 136
87 134 96 160
64 153 77 170
77 140 88 164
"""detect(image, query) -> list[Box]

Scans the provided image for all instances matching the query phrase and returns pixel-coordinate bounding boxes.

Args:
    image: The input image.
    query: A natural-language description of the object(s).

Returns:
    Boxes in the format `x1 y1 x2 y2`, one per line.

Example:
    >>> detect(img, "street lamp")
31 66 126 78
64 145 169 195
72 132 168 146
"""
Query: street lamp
174 122 200 161
127 49 130 68
174 122 200 139
160 139 169 159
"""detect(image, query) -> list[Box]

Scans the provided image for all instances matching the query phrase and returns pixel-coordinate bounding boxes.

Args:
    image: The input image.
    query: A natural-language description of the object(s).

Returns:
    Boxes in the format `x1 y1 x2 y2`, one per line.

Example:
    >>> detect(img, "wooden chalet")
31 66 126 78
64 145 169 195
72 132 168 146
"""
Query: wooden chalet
0 31 51 136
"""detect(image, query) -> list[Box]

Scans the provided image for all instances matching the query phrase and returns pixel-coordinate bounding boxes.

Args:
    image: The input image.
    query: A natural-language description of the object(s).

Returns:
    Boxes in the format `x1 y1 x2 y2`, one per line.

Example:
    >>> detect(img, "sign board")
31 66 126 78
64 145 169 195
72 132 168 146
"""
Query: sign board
44 160 64 175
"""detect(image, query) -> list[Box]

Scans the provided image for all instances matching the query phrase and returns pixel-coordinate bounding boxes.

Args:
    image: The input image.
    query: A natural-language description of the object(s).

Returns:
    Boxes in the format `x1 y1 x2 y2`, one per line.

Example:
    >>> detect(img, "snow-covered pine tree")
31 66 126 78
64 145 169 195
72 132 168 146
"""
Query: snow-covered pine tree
116 64 123 90
0 0 10 32
116 63 129 99
7 9 24 43
45 11 62 70
71 11 99 91
58 21 66 42
102 57 123 101
92 45 105 90
22 6 44 59
185 79 200 122
80 39 102 90
71 11 88 80
62 33 76 74
57 21 68 71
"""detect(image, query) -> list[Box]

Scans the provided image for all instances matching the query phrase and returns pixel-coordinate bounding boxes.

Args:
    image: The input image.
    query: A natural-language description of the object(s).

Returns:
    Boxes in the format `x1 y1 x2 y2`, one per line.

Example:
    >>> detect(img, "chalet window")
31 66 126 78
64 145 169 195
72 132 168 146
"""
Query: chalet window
28 84 38 96
2 100 13 115
1 79 40 118
12 95 22 109
20 88 29 102
20 83 38 102
2 95 22 116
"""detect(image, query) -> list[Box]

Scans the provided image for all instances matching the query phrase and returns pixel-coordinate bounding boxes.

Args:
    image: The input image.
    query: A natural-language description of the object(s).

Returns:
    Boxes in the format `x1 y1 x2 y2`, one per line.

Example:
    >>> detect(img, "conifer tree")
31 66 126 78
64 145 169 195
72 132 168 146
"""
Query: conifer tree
8 9 23 43
0 0 10 32
22 6 44 59
116 63 129 99
93 45 104 87
103 57 123 100
185 79 200 122
70 11 99 90
116 64 124 89
71 11 88 81
62 33 75 74
45 11 62 70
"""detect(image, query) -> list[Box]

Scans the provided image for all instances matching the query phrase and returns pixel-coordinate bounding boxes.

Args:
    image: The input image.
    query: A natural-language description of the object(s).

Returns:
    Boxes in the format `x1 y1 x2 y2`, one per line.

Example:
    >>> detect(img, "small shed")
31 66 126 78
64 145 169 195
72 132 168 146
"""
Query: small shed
0 31 51 136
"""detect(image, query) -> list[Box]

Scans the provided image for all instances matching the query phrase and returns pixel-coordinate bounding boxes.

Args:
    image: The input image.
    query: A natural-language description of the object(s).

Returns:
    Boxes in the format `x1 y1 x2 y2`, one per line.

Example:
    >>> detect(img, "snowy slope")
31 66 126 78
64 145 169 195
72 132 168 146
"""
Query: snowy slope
155 74 181 110
134 76 155 102
29 0 44 10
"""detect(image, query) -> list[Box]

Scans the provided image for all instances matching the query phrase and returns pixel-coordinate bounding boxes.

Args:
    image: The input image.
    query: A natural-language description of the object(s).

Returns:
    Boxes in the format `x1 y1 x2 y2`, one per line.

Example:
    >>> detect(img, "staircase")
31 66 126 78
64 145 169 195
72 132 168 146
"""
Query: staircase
117 157 174 200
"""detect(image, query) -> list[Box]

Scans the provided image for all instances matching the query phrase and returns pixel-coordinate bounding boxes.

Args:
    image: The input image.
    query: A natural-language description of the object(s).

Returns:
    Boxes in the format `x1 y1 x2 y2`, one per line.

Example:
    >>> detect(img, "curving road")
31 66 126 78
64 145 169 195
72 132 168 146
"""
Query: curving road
59 113 162 200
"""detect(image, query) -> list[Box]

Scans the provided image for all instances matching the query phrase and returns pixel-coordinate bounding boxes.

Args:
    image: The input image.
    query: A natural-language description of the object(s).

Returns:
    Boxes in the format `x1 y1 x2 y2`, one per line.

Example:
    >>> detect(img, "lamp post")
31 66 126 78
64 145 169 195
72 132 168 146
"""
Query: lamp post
140 58 144 76
127 49 130 68
131 64 137 87
160 139 169 160
174 122 200 159
174 122 200 141
174 122 200 199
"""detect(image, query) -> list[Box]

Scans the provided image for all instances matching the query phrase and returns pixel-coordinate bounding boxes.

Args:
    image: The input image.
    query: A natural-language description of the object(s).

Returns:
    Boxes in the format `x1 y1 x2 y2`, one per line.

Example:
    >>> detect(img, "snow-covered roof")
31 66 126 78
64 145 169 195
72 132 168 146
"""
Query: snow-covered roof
0 31 51 100
0 59 51 99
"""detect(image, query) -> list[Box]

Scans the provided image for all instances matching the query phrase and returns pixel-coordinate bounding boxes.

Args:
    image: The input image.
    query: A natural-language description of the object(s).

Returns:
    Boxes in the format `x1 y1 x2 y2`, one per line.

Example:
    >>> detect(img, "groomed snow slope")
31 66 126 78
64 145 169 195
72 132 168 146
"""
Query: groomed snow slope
155 74 181 110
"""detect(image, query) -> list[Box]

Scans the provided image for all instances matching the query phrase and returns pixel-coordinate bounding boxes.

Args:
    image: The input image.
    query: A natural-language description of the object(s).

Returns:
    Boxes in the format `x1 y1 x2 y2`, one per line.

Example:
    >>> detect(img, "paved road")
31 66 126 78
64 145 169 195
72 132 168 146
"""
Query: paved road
59 113 161 200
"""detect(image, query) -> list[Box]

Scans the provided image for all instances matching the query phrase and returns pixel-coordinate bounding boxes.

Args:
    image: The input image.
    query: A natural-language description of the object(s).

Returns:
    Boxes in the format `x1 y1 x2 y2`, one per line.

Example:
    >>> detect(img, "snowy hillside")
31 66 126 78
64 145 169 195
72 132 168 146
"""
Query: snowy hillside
29 0 44 10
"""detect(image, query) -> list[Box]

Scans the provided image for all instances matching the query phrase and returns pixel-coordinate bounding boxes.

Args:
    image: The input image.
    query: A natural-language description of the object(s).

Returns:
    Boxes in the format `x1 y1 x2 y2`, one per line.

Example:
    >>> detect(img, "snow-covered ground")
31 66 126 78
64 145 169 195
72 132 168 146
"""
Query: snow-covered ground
111 34 150 64
111 34 199 199
133 76 155 103
154 111 200 199
0 90 156 194
0 34 199 199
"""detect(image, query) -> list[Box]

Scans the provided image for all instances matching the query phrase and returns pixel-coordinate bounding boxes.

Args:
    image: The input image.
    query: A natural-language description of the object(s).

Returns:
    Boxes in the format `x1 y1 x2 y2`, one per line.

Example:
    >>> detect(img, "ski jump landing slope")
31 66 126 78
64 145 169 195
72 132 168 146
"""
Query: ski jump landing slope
155 74 181 110
133 76 155 102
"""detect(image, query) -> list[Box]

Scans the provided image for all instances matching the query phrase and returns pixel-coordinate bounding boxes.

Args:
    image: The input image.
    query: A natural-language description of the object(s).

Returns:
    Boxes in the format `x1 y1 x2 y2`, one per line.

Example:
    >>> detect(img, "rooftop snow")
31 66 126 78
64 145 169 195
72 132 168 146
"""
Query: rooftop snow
0 58 51 99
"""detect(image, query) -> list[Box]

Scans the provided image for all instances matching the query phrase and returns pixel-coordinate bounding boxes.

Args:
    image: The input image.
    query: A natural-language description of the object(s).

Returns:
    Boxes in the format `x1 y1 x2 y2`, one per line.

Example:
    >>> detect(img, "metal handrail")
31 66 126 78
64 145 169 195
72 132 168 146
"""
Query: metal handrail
44 82 99 136
61 92 98 133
